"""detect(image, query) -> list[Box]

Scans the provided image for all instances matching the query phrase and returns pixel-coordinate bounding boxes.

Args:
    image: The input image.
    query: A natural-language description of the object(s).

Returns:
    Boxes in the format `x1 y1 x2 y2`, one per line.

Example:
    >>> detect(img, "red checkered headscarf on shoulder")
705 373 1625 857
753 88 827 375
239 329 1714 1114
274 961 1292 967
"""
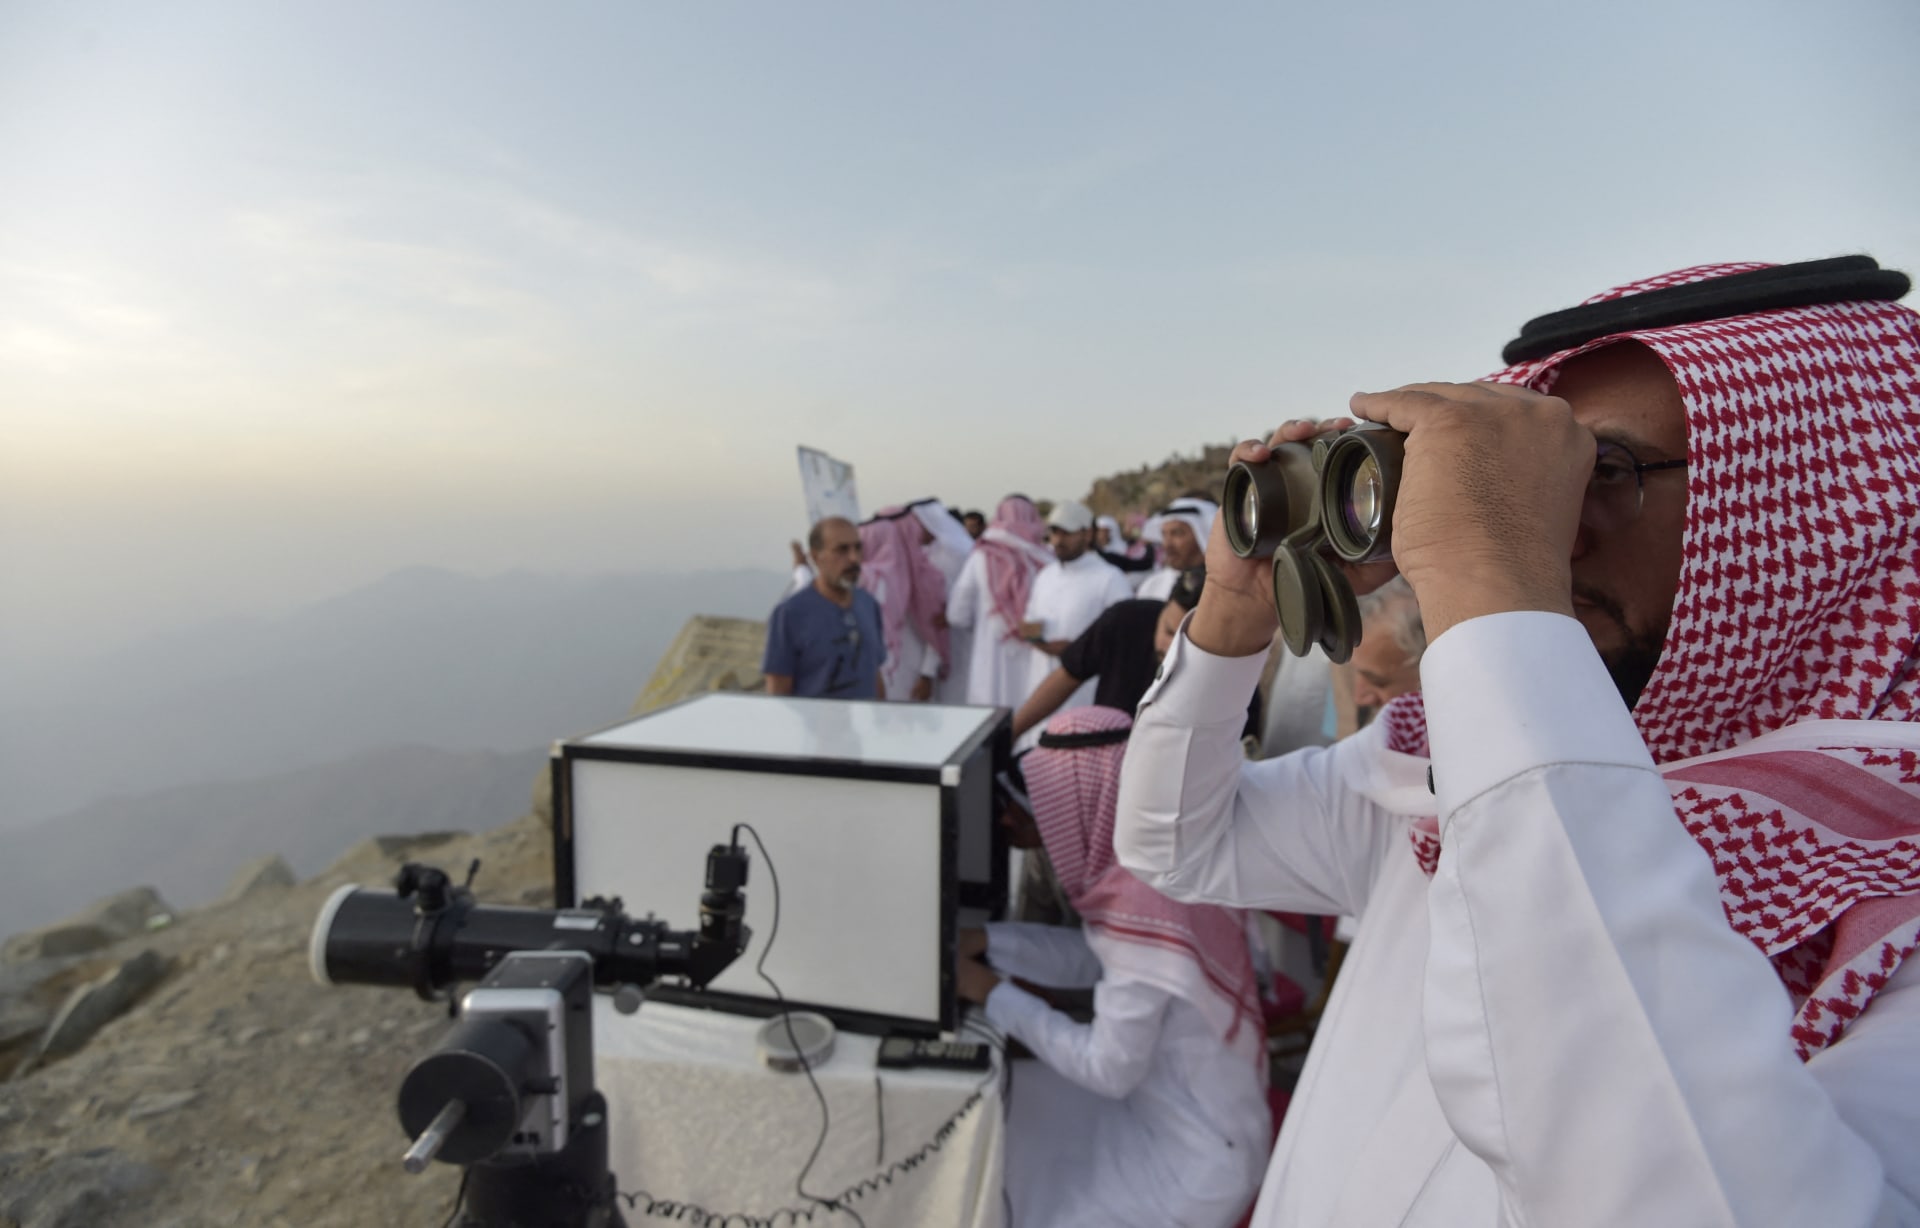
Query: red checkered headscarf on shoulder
977 496 1054 640
1025 706 1266 1068
1388 261 1920 1059
858 506 951 679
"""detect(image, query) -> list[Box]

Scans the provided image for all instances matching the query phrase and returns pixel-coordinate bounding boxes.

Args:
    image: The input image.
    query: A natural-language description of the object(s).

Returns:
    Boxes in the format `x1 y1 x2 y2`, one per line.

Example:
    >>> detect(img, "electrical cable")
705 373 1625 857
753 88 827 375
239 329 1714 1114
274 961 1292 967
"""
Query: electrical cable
612 826 1008 1226
440 1165 471 1228
732 822 868 1228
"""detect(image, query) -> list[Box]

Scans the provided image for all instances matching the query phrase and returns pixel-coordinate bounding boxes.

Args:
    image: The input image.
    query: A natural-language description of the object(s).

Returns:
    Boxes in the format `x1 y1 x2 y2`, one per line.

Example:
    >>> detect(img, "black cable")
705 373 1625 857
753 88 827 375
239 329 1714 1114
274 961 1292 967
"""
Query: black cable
440 1165 471 1228
609 829 1004 1226
733 822 867 1228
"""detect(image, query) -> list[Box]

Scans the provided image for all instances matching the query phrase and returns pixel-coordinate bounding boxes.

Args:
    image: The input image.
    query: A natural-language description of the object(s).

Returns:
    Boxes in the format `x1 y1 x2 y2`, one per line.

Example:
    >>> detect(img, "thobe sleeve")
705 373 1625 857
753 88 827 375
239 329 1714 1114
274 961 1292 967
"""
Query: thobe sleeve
1113 623 1421 914
984 974 1170 1100
1022 571 1046 629
1418 611 1920 1227
983 921 1104 988
946 555 982 630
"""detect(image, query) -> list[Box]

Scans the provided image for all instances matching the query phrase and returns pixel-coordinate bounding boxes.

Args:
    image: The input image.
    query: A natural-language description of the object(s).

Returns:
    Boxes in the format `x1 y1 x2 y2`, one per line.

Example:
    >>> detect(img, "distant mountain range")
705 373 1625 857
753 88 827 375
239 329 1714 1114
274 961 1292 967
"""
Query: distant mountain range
0 565 784 939
0 565 784 831
0 743 549 939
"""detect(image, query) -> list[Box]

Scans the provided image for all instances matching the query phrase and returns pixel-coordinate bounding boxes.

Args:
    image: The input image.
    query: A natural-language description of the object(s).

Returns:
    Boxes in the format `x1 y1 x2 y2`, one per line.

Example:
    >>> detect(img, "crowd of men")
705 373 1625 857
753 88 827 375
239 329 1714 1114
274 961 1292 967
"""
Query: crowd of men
756 258 1920 1228
762 492 1278 736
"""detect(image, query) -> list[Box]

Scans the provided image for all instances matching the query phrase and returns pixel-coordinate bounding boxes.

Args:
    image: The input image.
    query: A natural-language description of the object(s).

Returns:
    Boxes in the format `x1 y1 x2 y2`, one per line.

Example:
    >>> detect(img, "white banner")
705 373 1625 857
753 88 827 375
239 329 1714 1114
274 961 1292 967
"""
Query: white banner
797 445 860 525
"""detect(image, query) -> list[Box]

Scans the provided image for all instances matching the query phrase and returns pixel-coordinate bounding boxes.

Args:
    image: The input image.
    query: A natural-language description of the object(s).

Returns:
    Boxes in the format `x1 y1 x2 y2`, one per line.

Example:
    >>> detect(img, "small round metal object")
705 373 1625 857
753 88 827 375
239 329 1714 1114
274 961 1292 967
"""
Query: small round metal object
756 1012 836 1074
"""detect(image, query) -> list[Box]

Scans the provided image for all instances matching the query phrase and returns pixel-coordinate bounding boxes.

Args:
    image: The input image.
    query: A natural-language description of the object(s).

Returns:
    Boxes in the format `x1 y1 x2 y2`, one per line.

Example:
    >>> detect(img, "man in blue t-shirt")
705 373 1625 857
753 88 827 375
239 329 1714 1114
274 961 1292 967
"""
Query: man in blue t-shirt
763 516 887 699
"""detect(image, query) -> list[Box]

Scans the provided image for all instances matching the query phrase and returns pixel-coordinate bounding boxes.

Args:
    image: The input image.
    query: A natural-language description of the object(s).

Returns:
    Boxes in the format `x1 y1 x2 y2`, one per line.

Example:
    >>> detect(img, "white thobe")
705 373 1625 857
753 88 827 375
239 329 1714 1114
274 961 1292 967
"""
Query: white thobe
946 550 1034 709
1022 553 1134 715
1115 611 1920 1228
984 922 1270 1228
868 573 944 701
927 540 974 704
1134 567 1180 603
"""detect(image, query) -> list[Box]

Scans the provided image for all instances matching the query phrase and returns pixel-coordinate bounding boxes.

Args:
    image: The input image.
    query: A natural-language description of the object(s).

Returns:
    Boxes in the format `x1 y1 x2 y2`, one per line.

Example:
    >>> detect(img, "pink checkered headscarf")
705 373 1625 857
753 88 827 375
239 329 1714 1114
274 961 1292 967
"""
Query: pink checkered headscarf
977 496 1053 639
1390 261 1920 1059
858 507 951 679
1025 706 1265 1062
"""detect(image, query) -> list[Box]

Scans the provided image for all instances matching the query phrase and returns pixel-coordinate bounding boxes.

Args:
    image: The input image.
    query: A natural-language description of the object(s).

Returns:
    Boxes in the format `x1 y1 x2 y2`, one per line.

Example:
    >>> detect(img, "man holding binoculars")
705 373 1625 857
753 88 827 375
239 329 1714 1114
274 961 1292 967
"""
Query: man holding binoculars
1114 258 1920 1227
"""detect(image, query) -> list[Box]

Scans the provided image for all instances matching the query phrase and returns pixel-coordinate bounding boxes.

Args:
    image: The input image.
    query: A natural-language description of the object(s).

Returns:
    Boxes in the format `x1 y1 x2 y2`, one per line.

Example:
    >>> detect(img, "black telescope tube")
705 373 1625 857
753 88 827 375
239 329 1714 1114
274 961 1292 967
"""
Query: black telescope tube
312 886 667 992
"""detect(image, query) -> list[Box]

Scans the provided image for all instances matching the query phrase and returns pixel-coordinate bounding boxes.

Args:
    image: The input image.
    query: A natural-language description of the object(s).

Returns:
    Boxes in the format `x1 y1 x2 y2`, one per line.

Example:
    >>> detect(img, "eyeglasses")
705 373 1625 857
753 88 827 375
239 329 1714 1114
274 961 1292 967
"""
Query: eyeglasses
1583 440 1688 533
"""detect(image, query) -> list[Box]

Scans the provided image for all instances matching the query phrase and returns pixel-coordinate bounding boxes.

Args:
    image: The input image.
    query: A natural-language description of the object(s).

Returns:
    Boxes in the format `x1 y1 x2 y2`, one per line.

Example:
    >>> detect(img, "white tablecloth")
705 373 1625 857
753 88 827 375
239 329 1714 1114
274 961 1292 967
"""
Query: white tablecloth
595 998 1006 1228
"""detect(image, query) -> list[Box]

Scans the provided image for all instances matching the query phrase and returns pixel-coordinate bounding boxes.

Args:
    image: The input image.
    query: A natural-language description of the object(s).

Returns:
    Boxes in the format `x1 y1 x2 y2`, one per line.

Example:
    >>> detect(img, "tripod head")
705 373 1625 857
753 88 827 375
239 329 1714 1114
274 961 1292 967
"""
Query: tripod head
310 842 752 1225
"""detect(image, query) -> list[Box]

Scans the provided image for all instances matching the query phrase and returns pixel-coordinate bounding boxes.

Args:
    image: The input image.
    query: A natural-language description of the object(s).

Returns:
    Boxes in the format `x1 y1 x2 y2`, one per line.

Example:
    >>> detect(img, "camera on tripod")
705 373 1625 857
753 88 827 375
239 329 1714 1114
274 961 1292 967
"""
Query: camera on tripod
309 842 752 1226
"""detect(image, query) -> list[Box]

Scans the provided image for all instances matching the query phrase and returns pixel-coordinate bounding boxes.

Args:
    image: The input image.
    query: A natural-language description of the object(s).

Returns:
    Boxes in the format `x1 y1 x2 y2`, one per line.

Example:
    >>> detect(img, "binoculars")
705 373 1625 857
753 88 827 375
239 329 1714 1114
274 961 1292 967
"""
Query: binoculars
1220 423 1405 663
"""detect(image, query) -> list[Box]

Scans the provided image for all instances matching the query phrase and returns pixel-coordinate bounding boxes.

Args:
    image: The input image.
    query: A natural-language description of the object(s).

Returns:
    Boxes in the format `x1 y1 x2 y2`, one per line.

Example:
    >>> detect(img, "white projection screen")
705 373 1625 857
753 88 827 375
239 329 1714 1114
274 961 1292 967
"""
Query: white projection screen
554 694 1009 1036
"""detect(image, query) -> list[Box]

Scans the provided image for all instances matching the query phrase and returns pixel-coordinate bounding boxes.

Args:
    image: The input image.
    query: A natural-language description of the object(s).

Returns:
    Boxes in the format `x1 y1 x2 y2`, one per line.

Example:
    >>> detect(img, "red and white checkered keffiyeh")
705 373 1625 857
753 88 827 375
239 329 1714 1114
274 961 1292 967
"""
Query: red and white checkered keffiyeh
858 506 951 680
1025 706 1265 1062
1388 261 1920 1059
978 496 1054 640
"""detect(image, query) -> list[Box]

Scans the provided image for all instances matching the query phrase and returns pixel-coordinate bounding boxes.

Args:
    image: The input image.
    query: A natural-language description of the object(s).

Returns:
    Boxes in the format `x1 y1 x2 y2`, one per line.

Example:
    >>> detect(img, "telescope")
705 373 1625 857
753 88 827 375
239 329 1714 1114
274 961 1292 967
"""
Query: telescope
1220 423 1404 663
310 844 751 1228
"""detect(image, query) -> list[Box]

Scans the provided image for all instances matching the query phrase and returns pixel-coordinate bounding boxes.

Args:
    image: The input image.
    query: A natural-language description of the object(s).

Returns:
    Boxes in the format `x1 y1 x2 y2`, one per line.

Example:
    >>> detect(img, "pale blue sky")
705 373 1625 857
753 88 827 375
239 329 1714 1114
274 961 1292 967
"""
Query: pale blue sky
4 1 1917 661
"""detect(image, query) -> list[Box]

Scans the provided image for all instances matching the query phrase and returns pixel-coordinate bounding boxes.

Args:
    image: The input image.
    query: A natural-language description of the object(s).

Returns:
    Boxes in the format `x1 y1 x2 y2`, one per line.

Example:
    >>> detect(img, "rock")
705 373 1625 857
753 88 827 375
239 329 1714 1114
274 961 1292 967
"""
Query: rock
628 615 769 719
13 950 171 1078
373 832 465 858
2 888 174 964
125 1090 200 1122
327 831 471 881
218 855 296 904
0 924 116 965
0 1146 160 1228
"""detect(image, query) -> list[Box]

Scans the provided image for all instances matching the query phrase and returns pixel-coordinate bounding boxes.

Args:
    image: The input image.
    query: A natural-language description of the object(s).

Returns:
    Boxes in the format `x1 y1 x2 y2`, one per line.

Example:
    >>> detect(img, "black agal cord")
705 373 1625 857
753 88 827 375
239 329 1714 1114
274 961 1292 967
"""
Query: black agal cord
1502 254 1910 364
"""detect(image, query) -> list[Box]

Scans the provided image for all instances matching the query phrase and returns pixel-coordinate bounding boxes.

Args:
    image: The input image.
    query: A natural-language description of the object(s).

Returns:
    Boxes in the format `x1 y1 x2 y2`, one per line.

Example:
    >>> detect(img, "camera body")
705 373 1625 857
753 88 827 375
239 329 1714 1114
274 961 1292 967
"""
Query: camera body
396 951 592 1165
311 848 751 1227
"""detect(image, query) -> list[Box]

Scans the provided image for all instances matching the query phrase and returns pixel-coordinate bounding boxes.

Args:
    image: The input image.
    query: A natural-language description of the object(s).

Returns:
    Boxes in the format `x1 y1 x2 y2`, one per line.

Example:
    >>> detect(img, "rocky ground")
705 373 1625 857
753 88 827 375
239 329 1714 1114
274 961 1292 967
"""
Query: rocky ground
0 813 555 1228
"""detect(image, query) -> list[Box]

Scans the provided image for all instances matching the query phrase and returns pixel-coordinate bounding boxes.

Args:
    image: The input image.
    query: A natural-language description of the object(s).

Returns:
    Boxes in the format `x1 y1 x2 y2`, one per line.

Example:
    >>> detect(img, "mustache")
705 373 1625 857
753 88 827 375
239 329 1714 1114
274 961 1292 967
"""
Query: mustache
1571 581 1631 633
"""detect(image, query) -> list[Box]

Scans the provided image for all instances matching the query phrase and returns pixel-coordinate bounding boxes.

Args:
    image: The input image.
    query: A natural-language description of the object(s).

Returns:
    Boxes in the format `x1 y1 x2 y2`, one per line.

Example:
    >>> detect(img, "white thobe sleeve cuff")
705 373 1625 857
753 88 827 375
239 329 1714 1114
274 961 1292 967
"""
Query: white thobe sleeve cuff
1420 610 1654 829
1137 618 1270 726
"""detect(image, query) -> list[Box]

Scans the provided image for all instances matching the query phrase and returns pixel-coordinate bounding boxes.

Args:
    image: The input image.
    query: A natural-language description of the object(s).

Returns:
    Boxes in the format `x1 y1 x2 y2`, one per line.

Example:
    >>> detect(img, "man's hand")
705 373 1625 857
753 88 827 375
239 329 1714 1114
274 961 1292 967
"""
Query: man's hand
955 954 1001 1004
1349 382 1591 643
1189 418 1382 657
910 676 934 703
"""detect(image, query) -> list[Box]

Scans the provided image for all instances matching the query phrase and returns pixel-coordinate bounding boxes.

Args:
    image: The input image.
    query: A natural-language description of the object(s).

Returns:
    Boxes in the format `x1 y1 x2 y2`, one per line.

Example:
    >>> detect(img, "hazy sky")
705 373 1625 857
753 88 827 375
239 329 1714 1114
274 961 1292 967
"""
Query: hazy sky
4 1 1917 664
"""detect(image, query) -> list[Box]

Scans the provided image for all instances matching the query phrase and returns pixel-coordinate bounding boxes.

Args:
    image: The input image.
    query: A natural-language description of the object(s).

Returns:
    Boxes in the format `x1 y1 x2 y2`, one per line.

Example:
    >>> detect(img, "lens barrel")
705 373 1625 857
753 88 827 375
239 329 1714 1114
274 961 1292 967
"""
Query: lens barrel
1316 427 1404 563
1222 443 1322 559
